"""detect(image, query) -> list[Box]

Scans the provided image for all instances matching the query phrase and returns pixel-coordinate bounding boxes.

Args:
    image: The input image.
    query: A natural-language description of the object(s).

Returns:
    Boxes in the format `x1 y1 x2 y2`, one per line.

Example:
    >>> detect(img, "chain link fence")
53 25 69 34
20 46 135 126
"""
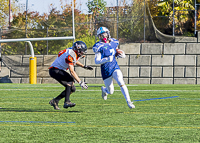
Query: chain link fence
0 0 198 56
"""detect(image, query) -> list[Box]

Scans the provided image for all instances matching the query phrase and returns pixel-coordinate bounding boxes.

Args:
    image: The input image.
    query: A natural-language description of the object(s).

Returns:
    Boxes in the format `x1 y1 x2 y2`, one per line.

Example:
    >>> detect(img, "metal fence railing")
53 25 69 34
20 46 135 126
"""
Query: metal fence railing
0 0 199 55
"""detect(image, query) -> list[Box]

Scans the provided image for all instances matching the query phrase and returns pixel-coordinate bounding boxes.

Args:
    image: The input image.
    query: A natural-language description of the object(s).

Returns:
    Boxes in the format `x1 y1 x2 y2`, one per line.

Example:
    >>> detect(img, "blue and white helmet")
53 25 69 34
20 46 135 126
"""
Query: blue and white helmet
97 27 111 40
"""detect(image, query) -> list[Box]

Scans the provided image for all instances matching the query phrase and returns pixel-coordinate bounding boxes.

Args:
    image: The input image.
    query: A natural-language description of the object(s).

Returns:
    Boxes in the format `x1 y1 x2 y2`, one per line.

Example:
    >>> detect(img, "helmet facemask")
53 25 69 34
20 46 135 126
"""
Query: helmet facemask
99 32 109 43
77 49 86 57
97 27 111 43
73 41 87 58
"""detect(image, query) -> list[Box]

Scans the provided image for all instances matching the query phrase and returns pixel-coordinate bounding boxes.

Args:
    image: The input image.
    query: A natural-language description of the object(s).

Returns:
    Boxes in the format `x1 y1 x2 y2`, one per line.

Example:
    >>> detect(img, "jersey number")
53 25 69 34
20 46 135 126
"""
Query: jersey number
110 49 115 56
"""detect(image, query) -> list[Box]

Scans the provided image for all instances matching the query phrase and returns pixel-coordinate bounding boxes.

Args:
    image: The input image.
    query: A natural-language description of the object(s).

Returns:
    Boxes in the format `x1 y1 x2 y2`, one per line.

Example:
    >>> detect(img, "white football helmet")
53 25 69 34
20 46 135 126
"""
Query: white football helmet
97 27 111 41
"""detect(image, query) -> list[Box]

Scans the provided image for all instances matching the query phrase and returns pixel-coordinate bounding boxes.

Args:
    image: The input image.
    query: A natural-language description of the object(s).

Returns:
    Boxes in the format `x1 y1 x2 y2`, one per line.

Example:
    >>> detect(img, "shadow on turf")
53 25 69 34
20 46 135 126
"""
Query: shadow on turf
0 108 82 113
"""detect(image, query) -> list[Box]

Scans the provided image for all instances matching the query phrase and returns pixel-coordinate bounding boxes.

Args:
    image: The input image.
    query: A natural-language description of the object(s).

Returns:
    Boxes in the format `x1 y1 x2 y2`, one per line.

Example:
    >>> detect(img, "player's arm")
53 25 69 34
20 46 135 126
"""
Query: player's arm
69 64 81 83
66 55 88 89
69 64 88 89
116 49 126 58
93 44 113 64
76 61 93 70
76 61 84 68
94 52 113 65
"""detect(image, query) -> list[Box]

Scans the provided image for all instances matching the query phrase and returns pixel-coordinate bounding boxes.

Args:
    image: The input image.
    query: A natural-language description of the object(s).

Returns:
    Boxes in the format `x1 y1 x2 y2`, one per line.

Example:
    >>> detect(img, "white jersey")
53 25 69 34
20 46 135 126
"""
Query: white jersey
50 47 79 71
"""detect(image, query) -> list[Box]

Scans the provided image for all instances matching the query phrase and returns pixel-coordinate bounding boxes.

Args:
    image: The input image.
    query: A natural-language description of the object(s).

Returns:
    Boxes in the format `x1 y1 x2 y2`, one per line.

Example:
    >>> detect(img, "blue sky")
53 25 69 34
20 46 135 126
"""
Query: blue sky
17 0 131 14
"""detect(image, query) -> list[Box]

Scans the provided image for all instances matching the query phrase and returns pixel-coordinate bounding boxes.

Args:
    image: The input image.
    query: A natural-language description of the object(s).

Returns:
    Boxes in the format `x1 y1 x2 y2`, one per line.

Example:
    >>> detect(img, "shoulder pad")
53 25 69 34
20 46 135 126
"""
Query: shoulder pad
93 42 104 53
67 49 76 62
92 47 98 53
111 38 119 44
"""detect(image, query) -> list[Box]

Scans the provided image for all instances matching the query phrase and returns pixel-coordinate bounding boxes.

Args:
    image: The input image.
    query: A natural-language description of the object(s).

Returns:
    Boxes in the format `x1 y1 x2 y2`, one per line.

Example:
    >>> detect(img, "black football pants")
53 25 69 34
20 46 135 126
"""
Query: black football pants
49 67 75 102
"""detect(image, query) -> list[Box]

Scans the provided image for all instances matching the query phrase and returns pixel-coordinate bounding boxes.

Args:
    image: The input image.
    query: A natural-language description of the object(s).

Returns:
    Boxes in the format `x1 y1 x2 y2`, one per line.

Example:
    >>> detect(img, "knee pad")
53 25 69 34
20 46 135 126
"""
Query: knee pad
71 85 76 93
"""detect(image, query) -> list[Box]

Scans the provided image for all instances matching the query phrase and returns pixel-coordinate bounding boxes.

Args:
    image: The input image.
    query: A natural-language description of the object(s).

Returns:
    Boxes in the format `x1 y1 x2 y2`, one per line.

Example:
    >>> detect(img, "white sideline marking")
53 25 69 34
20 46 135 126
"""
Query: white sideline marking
0 85 138 88
0 89 200 92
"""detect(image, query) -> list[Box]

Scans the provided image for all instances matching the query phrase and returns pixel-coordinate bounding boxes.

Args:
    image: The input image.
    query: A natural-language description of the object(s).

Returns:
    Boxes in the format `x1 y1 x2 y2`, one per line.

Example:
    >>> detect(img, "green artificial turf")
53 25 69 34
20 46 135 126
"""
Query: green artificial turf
0 84 199 142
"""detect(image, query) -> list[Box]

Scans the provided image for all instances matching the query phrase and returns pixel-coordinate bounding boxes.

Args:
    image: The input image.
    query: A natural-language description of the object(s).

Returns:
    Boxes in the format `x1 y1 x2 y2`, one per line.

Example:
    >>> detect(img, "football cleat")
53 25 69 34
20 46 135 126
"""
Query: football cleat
63 102 76 109
49 98 60 110
101 86 108 100
127 101 135 109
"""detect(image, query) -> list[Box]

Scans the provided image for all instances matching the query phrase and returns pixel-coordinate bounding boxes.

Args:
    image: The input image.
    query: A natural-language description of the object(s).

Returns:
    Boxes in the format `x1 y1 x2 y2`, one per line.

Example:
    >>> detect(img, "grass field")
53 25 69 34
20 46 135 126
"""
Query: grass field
0 83 199 142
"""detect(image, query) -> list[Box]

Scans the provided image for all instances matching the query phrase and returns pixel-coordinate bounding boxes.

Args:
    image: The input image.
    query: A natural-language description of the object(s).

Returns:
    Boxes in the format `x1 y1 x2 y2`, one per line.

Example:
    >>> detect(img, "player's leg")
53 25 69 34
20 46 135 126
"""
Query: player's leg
49 68 63 109
56 74 76 109
63 81 76 109
113 69 135 108
104 76 114 94
54 90 65 101
49 68 75 109
101 76 114 100
49 90 65 110
53 83 74 103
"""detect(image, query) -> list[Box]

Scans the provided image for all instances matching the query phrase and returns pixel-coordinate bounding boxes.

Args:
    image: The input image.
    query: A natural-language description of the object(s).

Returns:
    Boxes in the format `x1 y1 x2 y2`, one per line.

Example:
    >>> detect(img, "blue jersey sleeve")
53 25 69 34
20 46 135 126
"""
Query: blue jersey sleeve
92 42 102 53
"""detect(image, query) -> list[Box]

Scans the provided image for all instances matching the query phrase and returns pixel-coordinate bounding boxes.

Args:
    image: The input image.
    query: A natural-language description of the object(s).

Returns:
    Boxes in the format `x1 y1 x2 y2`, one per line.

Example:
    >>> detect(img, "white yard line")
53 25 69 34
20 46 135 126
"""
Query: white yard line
0 89 200 92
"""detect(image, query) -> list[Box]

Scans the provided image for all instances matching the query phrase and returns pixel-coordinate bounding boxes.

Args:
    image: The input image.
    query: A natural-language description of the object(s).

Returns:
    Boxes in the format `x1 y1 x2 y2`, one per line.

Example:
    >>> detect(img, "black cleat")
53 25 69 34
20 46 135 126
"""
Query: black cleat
49 98 60 110
63 102 76 109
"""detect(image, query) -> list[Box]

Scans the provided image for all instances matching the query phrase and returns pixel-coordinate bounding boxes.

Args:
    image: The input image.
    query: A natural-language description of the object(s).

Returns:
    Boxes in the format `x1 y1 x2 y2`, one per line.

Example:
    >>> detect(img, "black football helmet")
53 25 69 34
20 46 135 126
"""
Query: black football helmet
72 41 87 57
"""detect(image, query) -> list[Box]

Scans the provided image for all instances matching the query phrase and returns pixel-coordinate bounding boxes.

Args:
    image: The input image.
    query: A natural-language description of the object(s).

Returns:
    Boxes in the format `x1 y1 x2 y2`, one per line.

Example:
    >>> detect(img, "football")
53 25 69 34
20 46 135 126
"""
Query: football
115 49 123 57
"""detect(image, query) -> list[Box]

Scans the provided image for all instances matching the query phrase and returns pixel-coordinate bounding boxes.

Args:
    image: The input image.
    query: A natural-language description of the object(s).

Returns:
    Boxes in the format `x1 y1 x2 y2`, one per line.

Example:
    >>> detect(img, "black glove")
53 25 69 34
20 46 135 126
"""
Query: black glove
84 65 93 70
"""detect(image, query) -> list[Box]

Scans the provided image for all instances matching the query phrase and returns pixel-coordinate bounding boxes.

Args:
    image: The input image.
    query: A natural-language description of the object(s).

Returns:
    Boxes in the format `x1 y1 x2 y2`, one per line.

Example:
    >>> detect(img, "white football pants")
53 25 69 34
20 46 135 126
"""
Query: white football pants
103 69 131 102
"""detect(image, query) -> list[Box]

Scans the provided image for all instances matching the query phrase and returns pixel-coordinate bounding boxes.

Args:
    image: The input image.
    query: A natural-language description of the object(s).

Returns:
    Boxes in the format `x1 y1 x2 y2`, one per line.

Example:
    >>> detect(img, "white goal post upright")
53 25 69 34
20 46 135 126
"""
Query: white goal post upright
0 1 75 84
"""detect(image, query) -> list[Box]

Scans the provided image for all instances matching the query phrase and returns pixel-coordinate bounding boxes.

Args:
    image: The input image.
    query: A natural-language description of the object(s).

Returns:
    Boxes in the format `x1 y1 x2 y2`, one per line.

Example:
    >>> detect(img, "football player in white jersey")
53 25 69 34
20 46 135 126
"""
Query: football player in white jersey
49 41 93 110
92 27 135 109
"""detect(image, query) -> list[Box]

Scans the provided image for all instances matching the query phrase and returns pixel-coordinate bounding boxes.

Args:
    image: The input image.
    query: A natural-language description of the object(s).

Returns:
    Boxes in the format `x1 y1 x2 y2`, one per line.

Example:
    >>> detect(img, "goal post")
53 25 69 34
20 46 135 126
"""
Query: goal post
0 1 75 84
26 41 36 84
29 56 37 84
0 36 75 43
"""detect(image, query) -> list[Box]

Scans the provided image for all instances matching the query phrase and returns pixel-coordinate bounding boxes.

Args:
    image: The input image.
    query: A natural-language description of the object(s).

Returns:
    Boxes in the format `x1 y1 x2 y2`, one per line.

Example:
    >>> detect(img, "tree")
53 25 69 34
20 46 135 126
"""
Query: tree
86 0 107 41
96 0 147 42
156 0 195 35
117 0 146 42
0 0 19 28
1 0 96 55
2 11 46 55
87 0 107 15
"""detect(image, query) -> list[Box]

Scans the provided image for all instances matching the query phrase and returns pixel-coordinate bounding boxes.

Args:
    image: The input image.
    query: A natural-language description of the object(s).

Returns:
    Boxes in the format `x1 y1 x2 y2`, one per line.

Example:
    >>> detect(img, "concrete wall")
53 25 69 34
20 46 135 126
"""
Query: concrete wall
1 43 200 84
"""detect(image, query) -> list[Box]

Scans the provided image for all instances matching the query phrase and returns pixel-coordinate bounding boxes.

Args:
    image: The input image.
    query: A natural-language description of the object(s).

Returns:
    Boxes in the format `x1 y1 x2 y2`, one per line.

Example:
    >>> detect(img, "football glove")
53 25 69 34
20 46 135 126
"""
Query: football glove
79 81 88 89
116 50 126 58
117 53 126 58
84 65 93 70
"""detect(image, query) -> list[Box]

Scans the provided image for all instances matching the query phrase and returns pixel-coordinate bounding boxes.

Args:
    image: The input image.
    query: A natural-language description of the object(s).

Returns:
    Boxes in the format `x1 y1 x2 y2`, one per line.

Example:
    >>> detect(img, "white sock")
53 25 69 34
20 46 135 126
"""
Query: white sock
120 85 131 102
103 87 108 95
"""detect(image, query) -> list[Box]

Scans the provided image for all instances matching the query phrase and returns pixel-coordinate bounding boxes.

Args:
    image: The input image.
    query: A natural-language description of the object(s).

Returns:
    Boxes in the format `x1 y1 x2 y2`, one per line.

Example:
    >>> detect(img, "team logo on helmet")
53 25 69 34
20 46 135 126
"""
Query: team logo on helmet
73 41 87 57
76 43 81 49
